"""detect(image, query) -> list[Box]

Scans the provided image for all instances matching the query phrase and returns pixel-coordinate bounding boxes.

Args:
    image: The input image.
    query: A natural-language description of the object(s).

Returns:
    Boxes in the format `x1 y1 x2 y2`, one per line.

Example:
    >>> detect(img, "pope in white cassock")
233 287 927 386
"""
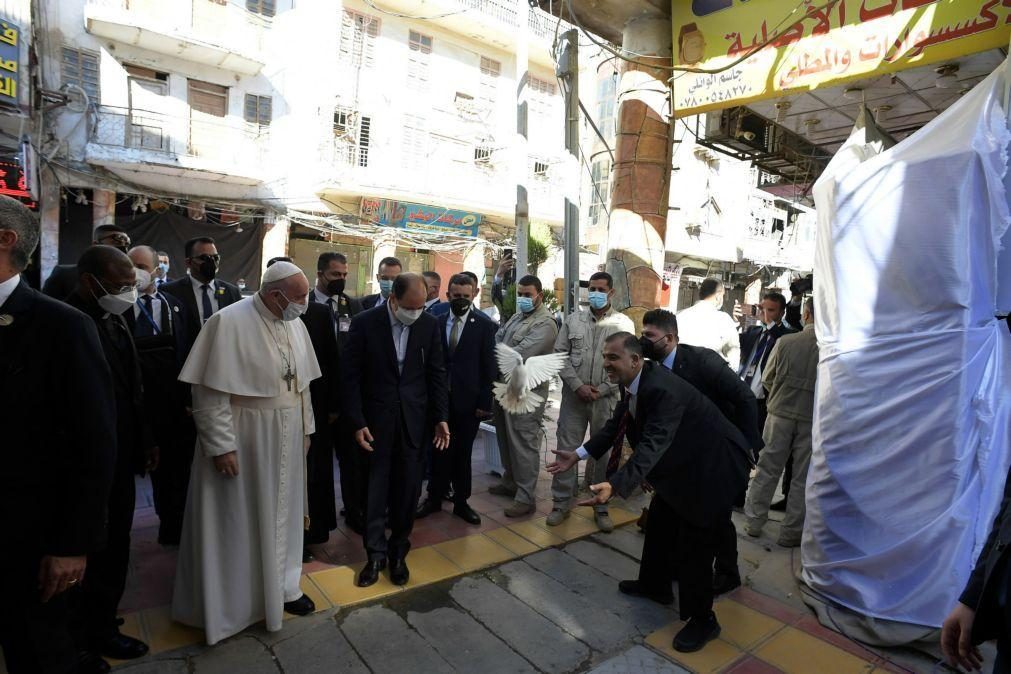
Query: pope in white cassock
171 261 322 645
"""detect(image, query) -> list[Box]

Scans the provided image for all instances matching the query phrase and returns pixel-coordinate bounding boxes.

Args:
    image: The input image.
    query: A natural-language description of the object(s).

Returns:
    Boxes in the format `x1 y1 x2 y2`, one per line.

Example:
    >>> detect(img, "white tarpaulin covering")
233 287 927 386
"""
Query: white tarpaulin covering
803 64 1011 633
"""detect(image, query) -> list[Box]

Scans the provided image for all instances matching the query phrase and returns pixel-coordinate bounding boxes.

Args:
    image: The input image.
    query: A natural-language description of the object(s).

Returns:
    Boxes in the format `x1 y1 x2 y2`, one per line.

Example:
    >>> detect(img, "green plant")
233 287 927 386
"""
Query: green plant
542 289 560 313
499 281 516 323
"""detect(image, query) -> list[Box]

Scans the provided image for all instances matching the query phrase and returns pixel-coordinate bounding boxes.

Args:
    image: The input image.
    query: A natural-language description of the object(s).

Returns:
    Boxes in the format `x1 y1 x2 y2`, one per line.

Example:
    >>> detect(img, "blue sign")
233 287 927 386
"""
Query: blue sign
362 197 481 238
0 20 19 107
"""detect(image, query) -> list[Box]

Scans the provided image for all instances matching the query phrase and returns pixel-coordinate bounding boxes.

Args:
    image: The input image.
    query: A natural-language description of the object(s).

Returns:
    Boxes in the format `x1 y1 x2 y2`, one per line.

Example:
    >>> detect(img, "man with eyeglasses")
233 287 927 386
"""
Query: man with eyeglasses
160 236 242 356
42 224 132 302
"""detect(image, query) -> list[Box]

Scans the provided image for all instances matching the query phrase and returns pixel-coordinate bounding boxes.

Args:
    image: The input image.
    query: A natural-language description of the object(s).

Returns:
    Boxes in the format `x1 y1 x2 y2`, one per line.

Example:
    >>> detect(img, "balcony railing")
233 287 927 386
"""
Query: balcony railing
446 0 572 41
91 105 269 170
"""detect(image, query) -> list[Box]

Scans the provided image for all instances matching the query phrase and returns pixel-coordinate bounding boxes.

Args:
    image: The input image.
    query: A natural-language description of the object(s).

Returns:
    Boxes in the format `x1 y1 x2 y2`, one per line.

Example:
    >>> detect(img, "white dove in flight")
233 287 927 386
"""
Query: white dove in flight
493 342 569 414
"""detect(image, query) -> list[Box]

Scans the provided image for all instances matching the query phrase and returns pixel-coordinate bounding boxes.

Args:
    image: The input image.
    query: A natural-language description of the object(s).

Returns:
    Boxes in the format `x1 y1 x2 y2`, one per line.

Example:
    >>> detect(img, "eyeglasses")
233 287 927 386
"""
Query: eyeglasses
100 234 132 246
191 254 221 263
96 278 136 295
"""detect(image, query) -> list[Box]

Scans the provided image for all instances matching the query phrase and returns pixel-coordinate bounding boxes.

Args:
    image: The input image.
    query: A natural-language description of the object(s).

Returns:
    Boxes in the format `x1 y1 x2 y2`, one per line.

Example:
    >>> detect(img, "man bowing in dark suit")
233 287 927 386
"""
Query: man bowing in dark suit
549 332 751 653
343 272 450 587
0 196 118 674
416 273 496 525
159 236 241 356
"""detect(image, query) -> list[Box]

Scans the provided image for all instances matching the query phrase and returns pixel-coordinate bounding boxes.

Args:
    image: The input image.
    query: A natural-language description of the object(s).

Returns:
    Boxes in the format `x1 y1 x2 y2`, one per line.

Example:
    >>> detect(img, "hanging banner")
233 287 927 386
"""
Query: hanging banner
672 0 1011 117
0 19 19 107
361 197 481 238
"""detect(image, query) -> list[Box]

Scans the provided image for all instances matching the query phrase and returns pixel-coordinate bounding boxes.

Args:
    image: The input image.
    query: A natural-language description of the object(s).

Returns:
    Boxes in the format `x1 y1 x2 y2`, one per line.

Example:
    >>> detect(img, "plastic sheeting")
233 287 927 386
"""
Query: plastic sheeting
803 63 1011 635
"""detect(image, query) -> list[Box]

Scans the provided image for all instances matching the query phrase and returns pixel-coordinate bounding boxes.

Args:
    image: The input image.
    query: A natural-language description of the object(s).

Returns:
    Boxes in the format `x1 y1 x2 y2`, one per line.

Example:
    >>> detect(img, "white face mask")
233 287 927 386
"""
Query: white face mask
99 288 138 315
395 306 424 326
134 268 153 292
278 292 308 322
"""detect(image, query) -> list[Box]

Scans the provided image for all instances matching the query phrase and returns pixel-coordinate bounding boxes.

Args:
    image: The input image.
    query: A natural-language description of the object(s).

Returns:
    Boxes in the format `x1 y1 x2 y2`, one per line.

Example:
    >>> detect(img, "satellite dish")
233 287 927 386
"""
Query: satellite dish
61 83 89 114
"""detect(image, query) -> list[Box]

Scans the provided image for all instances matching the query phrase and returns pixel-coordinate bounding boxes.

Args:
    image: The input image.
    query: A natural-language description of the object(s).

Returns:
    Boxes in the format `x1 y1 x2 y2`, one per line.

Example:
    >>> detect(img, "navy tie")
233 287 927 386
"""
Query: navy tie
327 298 338 335
201 284 214 323
135 295 155 337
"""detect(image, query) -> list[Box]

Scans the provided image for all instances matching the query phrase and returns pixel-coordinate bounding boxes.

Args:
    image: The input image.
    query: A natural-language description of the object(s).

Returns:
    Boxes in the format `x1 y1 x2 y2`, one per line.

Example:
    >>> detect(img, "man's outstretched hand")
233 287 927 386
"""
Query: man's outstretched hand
547 449 578 474
577 482 613 507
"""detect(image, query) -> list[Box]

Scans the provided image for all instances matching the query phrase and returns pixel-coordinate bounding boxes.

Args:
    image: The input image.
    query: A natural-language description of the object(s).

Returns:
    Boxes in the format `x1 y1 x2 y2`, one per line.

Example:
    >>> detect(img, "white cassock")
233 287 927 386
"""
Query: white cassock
171 294 321 645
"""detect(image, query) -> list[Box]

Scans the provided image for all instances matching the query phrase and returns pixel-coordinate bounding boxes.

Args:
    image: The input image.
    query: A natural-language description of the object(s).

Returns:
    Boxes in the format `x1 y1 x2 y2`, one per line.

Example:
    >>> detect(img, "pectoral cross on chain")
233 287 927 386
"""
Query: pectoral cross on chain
283 368 295 392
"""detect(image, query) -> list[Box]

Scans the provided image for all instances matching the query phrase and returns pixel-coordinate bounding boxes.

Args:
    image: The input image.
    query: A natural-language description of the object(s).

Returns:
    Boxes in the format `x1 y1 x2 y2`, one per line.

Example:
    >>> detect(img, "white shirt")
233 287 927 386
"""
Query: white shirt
190 276 220 323
134 291 164 332
661 348 677 371
676 300 741 367
0 273 20 309
576 368 643 459
312 287 333 305
425 297 440 310
387 302 410 372
445 308 470 345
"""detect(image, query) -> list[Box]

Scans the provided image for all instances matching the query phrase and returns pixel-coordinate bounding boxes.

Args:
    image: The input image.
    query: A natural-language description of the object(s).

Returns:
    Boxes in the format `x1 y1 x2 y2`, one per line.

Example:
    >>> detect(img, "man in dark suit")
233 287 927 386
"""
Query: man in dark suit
549 332 751 653
155 250 173 288
42 224 132 301
66 246 156 663
422 270 442 311
159 236 241 356
0 197 118 674
360 256 402 310
942 465 1011 673
126 245 191 546
344 273 450 587
309 251 365 532
416 273 496 525
640 309 761 597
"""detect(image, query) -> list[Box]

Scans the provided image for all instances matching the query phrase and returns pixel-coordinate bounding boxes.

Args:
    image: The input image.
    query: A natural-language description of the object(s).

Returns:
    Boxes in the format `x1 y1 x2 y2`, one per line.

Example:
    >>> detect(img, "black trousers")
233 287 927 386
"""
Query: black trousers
305 424 338 546
364 419 423 562
150 416 194 545
428 410 480 504
336 421 367 526
71 463 135 644
714 516 741 581
639 494 722 621
0 554 78 674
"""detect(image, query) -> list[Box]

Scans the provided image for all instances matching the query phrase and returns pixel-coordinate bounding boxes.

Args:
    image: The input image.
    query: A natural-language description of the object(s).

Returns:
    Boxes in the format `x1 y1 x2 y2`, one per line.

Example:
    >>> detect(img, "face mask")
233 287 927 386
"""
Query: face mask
588 291 608 310
638 334 666 361
395 306 423 326
94 279 138 316
157 262 169 277
378 279 393 297
278 292 308 322
450 298 471 317
326 278 346 296
197 258 218 281
516 296 535 314
237 281 247 291
134 268 152 292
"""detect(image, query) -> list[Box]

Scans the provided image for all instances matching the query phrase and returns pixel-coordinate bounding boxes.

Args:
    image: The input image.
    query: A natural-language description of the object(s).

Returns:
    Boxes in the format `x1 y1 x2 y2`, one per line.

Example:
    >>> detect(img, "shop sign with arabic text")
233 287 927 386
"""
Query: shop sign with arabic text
672 0 1011 117
361 197 481 238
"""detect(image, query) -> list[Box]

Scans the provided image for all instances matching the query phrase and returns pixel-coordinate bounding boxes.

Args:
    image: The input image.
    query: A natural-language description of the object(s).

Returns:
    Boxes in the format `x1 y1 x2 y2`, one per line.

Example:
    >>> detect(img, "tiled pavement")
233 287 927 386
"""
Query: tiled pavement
0 391 938 673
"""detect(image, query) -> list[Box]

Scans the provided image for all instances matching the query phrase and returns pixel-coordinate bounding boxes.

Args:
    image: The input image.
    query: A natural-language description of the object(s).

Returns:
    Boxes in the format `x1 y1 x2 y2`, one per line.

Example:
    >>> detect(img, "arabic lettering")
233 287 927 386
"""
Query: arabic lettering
0 23 17 47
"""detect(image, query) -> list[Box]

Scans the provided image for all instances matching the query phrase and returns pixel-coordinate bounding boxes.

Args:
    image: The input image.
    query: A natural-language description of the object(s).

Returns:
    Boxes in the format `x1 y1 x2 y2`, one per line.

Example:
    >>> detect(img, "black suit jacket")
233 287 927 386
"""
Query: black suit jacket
670 344 763 452
739 322 796 375
440 310 496 416
41 264 78 301
159 277 241 356
1 280 117 556
308 291 364 356
961 467 1011 643
300 302 341 445
123 291 189 369
584 361 751 526
342 304 449 451
360 293 383 310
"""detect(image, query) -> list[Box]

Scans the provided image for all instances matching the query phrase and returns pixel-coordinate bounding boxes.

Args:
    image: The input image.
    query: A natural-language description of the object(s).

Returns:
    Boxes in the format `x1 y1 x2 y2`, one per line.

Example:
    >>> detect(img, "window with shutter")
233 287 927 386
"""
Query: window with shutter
188 79 228 116
407 31 432 90
246 0 275 17
402 114 427 170
244 94 272 126
339 10 380 68
479 56 500 111
61 46 100 103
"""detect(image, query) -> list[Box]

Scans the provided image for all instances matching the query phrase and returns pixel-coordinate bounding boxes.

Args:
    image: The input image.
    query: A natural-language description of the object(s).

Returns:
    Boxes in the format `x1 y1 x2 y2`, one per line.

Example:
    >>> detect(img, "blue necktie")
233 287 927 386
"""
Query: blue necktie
135 295 155 337
327 298 338 335
201 284 213 323
743 331 771 383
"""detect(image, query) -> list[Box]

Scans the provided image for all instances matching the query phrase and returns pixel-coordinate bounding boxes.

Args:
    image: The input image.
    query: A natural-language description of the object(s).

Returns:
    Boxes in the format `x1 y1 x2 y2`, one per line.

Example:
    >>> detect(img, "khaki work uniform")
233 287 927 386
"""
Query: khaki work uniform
552 306 634 512
493 304 559 505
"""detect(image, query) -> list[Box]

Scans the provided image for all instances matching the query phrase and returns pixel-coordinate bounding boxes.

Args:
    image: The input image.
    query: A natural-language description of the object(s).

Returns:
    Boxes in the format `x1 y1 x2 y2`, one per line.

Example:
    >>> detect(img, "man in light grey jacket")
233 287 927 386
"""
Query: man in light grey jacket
744 298 818 546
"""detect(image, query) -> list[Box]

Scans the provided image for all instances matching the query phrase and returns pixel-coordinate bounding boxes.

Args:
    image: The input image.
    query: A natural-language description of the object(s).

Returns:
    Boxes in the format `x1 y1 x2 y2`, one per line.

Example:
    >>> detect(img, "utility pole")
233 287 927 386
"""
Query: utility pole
514 0 529 281
560 29 579 314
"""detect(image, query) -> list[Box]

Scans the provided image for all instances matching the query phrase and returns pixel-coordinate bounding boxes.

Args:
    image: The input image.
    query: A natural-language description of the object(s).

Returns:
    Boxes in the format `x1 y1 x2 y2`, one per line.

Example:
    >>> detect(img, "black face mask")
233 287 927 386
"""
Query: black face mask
450 298 471 317
326 278 346 296
198 259 218 281
639 335 666 361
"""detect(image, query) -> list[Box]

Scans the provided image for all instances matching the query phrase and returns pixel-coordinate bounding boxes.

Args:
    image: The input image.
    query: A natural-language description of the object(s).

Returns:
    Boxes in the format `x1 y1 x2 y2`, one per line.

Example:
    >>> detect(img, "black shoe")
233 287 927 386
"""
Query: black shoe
95 633 149 660
713 573 741 595
76 651 111 674
453 503 481 525
284 594 316 616
415 497 442 519
636 507 649 532
770 498 788 512
617 580 674 605
357 558 386 587
389 557 410 586
303 548 315 563
673 613 721 653
443 489 455 502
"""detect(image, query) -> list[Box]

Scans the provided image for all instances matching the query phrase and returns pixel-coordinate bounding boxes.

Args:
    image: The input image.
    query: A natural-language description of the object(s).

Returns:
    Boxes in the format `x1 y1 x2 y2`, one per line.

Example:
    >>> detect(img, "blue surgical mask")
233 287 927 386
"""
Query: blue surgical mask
157 262 169 276
378 279 393 297
516 296 535 314
588 291 608 310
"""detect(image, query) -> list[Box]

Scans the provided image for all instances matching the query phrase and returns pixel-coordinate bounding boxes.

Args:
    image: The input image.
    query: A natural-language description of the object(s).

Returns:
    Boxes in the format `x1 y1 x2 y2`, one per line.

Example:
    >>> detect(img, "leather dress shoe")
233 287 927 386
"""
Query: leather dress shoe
712 573 741 596
453 502 481 525
415 497 442 519
389 557 410 586
95 632 149 660
76 651 111 674
618 580 674 606
673 612 721 653
488 484 517 497
284 594 316 616
357 558 386 587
